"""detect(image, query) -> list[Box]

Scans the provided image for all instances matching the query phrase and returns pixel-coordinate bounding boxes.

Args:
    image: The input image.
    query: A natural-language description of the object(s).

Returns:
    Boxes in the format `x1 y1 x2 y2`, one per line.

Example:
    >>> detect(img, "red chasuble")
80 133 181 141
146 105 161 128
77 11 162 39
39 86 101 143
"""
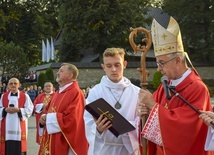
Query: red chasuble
38 81 88 155
146 71 214 155
34 92 55 144
0 91 27 155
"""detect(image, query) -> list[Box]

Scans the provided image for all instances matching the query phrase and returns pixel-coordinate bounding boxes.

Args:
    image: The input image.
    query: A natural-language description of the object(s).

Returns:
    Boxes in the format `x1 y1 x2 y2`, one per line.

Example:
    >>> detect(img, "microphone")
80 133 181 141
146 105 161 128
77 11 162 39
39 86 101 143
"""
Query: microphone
161 76 171 100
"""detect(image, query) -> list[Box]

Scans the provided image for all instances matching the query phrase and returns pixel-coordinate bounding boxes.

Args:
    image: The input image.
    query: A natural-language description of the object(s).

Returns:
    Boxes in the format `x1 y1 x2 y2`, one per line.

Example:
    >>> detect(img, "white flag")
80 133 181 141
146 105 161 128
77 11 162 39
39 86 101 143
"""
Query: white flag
42 40 46 62
46 38 51 62
50 37 55 60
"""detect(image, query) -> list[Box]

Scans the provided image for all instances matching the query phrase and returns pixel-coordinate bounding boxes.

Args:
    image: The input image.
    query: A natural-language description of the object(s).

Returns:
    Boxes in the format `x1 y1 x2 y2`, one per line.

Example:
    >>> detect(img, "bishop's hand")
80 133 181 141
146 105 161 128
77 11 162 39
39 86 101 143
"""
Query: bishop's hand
137 103 149 118
199 111 214 127
138 89 156 110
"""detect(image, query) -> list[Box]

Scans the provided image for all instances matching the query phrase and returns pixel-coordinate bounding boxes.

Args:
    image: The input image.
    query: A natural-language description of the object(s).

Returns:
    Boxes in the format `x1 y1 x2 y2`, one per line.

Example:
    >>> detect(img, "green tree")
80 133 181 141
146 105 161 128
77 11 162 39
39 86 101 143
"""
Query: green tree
152 71 162 89
0 41 28 82
57 0 152 62
37 72 48 89
45 67 55 83
162 0 214 62
0 0 60 66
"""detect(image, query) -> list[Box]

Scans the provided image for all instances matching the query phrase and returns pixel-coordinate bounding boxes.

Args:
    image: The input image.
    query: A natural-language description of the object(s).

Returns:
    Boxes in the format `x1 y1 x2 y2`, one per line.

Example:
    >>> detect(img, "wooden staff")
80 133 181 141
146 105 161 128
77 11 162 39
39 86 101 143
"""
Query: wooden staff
129 27 152 155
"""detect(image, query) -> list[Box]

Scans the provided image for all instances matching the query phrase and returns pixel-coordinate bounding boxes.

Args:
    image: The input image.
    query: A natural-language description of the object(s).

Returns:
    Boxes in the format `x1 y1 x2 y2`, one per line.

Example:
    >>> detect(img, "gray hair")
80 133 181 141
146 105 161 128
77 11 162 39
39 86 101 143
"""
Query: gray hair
167 52 186 62
61 63 79 80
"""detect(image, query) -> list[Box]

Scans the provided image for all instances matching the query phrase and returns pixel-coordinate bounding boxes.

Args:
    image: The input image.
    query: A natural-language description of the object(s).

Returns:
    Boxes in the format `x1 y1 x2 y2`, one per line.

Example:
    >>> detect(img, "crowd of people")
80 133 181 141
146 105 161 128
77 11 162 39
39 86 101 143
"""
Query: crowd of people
0 16 213 155
25 71 37 83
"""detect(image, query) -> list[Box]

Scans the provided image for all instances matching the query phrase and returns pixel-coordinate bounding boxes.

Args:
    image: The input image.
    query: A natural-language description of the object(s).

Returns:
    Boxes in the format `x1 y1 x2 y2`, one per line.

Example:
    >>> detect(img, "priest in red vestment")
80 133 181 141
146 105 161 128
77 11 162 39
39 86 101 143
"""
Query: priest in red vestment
137 17 214 155
34 82 55 144
0 78 34 155
38 63 88 155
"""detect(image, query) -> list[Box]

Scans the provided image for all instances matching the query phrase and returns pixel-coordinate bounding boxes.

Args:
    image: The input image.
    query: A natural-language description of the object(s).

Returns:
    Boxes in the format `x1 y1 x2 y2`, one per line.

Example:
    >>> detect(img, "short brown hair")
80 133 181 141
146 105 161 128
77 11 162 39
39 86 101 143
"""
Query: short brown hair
103 48 125 60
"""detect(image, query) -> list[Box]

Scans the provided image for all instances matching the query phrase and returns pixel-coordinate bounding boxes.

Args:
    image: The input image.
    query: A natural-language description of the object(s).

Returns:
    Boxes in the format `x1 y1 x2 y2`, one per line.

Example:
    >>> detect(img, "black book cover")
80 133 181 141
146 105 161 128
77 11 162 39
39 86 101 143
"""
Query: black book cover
85 98 136 137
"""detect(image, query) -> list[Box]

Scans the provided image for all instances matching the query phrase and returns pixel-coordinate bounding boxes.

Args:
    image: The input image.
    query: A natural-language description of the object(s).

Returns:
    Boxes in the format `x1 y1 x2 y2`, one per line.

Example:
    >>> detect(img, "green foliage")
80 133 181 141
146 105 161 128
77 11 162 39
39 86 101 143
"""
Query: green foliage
1 0 213 65
57 0 152 62
152 71 162 89
162 0 214 63
37 72 48 89
0 0 60 66
45 67 55 83
208 87 214 97
0 41 28 82
203 79 214 97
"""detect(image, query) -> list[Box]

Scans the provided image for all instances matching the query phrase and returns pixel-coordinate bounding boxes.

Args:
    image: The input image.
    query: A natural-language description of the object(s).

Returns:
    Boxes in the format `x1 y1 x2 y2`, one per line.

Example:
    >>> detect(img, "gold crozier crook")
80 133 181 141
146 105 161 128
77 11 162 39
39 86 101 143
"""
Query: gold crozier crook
129 27 152 155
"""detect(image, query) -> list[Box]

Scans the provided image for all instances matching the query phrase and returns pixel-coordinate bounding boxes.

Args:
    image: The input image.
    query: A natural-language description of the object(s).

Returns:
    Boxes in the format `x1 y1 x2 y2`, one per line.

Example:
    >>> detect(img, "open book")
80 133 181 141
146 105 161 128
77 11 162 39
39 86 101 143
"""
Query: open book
85 98 135 137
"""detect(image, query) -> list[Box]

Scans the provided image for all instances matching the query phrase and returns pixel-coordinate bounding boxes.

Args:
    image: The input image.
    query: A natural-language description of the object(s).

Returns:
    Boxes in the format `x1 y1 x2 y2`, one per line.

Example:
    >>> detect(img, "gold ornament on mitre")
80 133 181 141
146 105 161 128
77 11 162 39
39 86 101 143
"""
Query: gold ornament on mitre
151 16 198 74
151 17 184 56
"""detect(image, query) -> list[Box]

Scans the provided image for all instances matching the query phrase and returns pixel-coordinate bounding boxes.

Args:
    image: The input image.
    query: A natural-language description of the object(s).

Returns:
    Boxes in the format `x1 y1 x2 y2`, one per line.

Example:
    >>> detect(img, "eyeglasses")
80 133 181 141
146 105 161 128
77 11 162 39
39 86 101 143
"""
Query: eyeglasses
156 57 176 68
9 82 19 85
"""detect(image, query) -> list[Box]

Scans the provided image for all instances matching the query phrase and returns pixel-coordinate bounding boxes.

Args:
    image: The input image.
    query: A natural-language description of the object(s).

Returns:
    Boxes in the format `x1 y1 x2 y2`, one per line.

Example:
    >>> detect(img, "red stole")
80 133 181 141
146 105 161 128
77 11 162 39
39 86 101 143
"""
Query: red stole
0 91 27 155
34 92 54 144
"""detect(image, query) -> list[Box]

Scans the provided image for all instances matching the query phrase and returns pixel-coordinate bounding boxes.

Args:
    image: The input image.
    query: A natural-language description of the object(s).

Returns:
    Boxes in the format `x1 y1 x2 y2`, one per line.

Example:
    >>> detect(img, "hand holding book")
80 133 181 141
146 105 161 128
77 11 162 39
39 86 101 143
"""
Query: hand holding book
85 98 135 137
95 114 113 134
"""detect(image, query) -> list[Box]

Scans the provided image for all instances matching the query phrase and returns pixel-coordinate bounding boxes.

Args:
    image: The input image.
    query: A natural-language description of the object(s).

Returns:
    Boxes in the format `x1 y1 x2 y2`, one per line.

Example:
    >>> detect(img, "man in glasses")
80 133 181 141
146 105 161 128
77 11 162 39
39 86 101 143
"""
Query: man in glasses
0 78 34 155
137 17 214 155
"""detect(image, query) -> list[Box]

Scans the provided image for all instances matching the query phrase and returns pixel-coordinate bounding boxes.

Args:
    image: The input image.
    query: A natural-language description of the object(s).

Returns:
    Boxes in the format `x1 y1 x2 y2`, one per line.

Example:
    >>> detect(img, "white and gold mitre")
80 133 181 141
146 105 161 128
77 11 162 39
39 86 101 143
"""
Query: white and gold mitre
151 17 184 57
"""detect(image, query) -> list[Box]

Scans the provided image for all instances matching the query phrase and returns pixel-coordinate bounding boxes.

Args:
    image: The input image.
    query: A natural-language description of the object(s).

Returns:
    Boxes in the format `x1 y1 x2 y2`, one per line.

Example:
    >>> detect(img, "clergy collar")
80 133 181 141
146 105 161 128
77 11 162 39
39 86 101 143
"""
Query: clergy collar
10 92 18 96
9 90 20 98
59 82 73 93
170 69 191 86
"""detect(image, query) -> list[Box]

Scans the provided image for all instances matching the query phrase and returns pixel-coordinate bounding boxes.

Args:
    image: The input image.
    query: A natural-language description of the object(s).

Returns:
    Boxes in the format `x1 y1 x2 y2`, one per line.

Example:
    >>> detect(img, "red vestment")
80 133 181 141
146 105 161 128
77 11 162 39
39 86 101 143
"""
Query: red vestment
0 91 27 155
34 92 55 144
38 82 88 155
147 70 214 155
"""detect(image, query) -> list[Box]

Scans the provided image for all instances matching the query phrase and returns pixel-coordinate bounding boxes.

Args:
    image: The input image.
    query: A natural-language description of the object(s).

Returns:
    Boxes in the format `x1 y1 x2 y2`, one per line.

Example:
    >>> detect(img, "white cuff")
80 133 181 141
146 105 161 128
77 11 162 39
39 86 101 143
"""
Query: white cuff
205 126 214 150
46 113 60 134
35 103 44 113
